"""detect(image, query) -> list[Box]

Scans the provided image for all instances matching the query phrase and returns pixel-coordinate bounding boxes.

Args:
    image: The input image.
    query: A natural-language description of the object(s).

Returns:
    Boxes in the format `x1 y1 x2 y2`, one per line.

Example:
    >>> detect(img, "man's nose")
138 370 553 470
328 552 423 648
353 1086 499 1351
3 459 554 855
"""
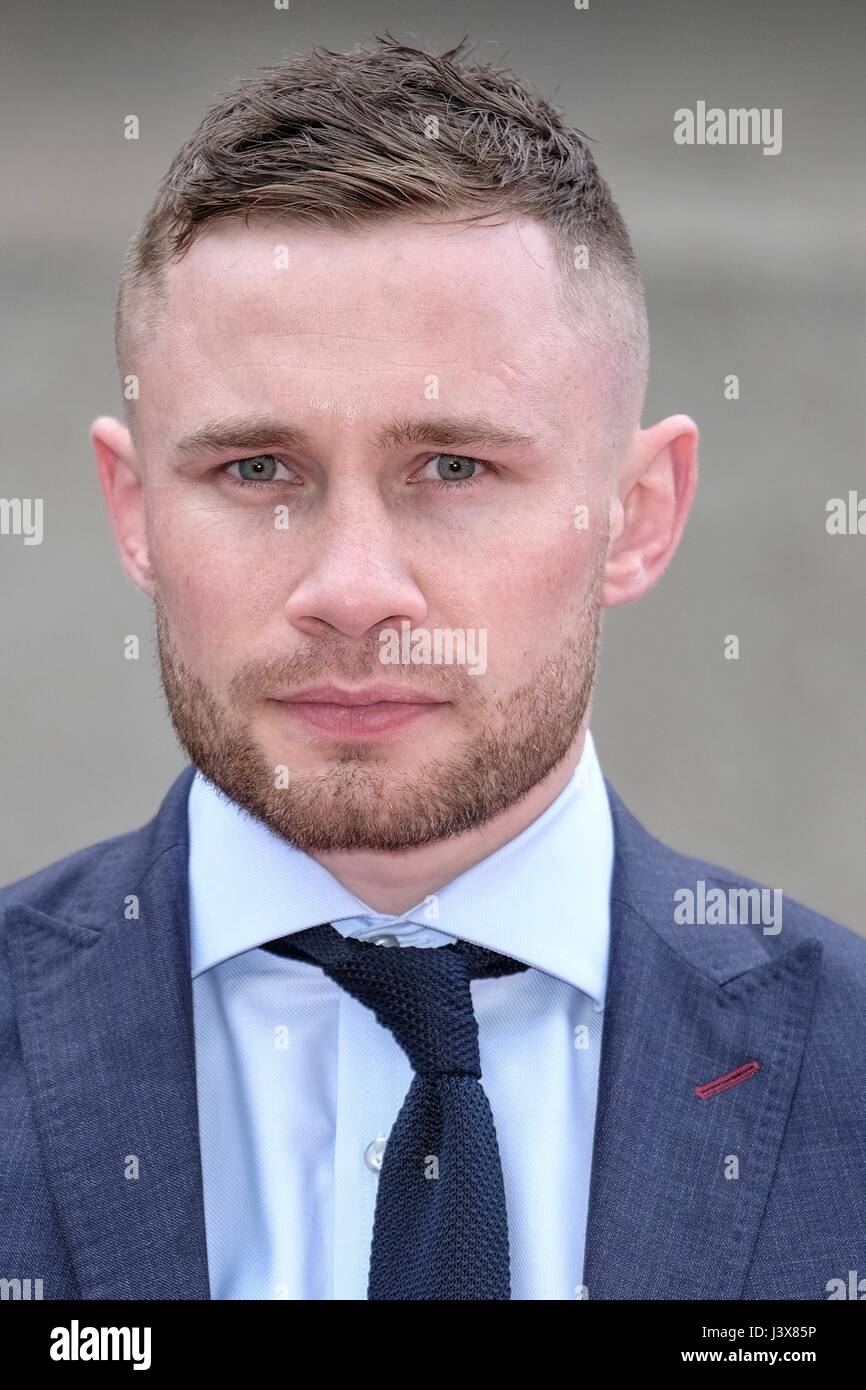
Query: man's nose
283 491 429 641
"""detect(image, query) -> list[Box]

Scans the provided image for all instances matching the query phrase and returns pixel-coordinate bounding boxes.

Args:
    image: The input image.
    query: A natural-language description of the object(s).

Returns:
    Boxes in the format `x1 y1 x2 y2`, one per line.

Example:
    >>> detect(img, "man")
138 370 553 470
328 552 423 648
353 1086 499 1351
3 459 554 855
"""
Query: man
1 34 864 1302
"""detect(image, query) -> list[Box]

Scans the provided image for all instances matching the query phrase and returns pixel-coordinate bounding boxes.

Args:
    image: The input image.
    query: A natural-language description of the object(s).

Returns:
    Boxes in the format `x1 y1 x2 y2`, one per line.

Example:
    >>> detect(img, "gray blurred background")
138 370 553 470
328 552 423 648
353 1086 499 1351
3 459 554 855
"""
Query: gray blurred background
2 0 864 932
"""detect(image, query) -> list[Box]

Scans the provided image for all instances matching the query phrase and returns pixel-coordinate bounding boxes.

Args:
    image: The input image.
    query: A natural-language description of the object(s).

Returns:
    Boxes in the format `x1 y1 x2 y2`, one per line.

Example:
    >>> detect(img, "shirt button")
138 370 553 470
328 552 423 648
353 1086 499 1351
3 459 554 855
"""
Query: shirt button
364 1136 387 1173
372 934 399 947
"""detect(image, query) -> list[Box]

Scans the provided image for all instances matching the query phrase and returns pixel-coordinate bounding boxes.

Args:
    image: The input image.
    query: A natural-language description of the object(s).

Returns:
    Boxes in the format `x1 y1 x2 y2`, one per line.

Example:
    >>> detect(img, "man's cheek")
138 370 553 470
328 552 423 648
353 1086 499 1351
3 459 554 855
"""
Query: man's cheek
151 508 270 592
196 578 267 644
506 544 584 628
154 561 244 672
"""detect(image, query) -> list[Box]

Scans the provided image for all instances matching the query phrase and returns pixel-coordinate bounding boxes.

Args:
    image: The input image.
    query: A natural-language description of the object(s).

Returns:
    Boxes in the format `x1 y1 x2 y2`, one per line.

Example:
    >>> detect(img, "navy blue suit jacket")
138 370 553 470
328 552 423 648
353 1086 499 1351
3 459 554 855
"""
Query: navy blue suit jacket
1 766 864 1299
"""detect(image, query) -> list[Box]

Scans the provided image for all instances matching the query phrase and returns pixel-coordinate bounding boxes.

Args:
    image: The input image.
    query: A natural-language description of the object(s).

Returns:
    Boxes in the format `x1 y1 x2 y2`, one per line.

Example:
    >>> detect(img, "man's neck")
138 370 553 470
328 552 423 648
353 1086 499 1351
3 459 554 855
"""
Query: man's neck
309 728 588 915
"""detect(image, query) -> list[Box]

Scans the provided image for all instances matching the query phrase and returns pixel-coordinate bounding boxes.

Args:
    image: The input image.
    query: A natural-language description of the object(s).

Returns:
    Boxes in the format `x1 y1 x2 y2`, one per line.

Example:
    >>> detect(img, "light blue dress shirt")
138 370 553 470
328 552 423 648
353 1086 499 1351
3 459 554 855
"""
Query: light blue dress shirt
189 729 614 1300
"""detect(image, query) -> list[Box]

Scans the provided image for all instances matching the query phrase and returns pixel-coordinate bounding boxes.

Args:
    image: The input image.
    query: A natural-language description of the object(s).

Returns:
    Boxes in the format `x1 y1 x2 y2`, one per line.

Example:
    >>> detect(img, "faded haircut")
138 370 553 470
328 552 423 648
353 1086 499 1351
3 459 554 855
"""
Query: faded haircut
115 32 649 448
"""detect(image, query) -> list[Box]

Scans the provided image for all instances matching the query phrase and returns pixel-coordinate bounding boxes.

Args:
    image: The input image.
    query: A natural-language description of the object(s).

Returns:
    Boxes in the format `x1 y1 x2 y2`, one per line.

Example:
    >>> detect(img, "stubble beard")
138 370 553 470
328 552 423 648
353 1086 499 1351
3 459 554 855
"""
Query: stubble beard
154 562 604 853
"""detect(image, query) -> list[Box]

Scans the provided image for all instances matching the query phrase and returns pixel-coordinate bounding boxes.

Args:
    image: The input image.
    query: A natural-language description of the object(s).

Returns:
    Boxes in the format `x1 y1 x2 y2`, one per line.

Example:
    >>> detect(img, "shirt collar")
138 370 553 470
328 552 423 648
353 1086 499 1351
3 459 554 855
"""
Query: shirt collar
188 729 613 1004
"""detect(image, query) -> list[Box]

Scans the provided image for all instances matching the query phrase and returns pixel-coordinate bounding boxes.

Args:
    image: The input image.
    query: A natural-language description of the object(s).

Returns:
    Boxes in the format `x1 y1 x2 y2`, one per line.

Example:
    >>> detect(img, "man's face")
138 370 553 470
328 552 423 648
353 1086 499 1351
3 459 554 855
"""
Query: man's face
121 215 616 851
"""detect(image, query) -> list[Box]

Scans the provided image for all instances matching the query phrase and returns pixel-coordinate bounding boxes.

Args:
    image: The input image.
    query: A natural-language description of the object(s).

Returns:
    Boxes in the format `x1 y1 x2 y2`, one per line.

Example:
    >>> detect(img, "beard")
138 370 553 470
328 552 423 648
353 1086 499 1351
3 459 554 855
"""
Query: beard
154 563 603 854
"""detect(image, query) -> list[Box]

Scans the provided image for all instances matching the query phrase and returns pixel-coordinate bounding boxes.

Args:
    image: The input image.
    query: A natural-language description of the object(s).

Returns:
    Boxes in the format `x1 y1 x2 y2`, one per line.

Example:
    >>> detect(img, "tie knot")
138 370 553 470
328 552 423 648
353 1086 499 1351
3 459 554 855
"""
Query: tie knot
262 923 527 1077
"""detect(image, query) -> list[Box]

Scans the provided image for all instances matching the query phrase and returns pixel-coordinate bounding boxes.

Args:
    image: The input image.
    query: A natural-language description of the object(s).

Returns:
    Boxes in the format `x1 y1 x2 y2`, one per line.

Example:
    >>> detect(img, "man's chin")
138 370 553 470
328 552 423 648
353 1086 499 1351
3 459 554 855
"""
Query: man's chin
196 760 471 854
255 715 445 772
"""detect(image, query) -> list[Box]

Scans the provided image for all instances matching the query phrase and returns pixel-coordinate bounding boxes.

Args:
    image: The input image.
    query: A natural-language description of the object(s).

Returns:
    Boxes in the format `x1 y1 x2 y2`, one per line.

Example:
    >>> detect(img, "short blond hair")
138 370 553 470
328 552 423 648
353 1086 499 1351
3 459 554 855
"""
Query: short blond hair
115 32 648 443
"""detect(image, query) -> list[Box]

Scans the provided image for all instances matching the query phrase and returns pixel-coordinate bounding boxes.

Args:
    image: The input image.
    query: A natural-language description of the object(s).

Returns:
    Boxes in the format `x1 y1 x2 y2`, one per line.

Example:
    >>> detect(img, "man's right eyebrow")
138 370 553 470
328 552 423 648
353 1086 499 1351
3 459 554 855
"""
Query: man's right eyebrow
173 416 313 456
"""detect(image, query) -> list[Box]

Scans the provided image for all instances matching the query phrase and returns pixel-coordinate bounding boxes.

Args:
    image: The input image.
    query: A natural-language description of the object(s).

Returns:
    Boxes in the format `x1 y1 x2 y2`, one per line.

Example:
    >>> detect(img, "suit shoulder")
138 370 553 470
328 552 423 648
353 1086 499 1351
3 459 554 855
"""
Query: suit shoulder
605 780 866 988
0 825 147 913
0 767 195 931
689 844 866 982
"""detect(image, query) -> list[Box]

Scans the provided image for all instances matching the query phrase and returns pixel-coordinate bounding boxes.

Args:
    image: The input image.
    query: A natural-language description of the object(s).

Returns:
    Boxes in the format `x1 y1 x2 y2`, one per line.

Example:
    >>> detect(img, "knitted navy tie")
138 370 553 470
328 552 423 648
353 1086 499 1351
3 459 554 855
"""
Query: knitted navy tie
261 922 528 1300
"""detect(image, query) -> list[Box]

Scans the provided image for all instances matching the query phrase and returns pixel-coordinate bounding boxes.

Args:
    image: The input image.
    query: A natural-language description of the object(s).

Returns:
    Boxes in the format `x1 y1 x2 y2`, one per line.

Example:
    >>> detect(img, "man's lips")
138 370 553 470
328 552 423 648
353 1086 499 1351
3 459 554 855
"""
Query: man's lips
269 684 447 737
277 683 445 706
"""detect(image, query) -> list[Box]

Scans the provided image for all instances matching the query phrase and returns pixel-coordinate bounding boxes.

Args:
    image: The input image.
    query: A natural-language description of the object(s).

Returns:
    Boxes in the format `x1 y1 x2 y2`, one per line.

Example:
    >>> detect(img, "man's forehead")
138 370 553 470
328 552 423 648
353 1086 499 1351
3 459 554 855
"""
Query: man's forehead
159 215 568 352
167 211 560 280
134 218 606 450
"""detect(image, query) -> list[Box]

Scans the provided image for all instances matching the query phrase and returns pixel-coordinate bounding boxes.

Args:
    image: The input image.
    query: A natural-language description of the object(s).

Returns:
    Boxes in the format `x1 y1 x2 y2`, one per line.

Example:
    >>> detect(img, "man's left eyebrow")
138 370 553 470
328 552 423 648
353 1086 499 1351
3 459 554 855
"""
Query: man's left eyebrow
374 415 540 452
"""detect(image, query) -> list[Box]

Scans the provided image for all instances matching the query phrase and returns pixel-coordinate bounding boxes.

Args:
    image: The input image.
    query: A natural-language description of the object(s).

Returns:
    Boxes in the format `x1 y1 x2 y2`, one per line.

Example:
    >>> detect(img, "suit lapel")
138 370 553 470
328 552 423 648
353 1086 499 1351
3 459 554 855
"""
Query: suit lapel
582 784 822 1299
5 766 211 1299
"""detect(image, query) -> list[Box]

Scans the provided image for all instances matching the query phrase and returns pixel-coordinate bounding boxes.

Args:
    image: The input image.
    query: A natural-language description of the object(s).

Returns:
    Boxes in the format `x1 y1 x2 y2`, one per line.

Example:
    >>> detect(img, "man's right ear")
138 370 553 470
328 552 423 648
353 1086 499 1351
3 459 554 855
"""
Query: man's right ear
91 415 154 596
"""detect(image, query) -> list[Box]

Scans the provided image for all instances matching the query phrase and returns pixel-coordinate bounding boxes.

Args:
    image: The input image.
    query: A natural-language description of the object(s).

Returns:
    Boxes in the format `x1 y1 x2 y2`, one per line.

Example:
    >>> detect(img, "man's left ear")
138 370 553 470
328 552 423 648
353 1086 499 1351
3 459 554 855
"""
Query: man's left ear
602 413 698 607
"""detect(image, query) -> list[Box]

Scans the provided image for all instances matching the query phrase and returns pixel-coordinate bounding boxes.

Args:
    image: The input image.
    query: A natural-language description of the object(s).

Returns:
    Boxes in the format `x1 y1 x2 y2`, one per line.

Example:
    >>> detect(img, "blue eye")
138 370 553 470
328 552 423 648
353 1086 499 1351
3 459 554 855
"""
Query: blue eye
226 455 292 486
417 454 488 488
